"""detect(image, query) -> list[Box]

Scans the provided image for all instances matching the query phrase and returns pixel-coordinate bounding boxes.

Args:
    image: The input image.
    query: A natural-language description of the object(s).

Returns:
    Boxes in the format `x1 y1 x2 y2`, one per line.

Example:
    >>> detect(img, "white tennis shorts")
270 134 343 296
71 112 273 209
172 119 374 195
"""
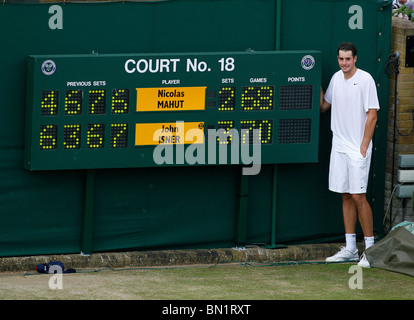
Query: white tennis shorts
328 150 372 194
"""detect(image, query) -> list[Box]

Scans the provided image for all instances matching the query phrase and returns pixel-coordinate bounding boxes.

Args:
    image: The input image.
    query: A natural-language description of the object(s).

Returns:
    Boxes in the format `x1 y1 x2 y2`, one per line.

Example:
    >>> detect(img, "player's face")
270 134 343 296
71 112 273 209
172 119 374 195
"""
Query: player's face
337 50 357 76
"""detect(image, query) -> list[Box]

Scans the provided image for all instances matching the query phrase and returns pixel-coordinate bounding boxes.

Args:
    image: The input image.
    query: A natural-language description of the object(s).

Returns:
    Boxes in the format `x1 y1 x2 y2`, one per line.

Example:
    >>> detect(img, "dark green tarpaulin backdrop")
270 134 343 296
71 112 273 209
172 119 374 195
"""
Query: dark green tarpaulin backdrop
0 0 392 256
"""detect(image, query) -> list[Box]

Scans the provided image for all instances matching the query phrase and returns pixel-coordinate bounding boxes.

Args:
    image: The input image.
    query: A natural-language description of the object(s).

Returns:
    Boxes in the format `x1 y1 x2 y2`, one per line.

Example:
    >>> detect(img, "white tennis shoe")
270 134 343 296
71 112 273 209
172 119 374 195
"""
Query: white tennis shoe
325 246 359 262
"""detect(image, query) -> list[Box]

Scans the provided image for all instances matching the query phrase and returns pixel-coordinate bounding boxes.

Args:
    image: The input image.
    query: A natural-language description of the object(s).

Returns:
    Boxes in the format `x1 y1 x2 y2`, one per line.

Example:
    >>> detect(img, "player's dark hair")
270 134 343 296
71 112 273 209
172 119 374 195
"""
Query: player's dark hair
337 42 357 57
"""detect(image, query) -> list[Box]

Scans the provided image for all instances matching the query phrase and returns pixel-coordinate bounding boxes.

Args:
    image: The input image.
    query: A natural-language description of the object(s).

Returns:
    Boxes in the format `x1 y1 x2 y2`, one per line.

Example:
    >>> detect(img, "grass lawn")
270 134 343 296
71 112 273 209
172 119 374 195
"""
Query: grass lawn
1 261 413 300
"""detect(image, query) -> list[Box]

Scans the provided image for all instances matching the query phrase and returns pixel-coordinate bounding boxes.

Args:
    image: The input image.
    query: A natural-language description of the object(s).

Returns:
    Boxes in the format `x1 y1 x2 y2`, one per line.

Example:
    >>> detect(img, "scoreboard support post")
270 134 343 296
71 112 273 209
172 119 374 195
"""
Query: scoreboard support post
81 169 95 255
235 173 249 247
267 165 278 249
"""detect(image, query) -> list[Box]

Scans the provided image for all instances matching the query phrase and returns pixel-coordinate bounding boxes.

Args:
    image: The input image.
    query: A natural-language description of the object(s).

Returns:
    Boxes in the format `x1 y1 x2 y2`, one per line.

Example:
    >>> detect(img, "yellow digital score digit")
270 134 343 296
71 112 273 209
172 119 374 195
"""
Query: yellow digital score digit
218 87 236 111
87 124 105 148
217 120 234 144
41 90 59 115
111 123 128 148
240 120 273 144
39 125 57 149
111 89 129 114
241 86 274 111
65 90 82 115
88 89 106 114
63 124 81 149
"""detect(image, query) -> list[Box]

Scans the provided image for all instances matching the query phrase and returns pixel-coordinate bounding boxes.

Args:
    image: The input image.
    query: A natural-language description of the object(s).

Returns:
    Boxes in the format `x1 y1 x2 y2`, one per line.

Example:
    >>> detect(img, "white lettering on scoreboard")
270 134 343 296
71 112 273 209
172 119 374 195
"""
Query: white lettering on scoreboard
124 57 235 74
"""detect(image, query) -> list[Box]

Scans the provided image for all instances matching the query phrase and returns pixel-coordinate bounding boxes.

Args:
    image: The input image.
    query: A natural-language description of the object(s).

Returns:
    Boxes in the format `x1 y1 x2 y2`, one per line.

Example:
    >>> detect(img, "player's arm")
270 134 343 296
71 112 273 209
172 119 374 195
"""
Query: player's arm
360 108 378 158
320 87 331 113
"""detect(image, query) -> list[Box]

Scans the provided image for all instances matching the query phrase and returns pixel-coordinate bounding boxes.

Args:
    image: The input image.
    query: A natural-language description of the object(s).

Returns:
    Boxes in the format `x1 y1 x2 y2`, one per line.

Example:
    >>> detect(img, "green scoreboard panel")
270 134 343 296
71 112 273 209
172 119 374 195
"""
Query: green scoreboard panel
24 51 321 171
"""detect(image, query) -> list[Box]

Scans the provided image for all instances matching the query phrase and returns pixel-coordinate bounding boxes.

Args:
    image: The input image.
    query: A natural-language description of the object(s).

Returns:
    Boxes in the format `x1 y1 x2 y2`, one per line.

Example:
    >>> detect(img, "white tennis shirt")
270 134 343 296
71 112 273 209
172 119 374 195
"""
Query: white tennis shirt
324 68 380 155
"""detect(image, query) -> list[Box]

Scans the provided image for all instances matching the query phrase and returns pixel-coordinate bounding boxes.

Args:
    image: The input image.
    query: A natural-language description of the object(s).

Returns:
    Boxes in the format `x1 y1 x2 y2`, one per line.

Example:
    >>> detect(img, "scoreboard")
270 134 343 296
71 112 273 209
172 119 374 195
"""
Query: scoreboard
24 51 321 171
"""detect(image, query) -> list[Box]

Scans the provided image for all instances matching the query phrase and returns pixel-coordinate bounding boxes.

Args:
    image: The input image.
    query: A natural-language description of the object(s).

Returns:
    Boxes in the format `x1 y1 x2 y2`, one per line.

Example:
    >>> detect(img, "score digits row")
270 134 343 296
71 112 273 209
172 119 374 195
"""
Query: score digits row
39 85 282 116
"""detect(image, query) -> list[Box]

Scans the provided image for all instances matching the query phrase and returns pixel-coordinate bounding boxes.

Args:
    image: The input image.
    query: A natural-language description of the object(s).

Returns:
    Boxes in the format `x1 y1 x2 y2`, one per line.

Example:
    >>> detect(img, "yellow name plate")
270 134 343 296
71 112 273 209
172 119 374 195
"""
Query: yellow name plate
136 87 206 111
135 122 205 146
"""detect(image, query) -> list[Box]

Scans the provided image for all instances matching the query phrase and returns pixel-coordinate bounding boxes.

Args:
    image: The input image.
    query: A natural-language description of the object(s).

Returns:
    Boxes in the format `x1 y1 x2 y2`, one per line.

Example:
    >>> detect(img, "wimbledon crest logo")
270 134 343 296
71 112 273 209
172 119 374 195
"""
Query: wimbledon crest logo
301 55 315 70
41 60 56 76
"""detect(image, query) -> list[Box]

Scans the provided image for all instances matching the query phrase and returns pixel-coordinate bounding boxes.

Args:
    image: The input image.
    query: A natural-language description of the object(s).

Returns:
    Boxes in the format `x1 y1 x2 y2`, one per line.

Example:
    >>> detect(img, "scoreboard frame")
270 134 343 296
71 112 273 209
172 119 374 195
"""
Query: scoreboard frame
24 50 321 171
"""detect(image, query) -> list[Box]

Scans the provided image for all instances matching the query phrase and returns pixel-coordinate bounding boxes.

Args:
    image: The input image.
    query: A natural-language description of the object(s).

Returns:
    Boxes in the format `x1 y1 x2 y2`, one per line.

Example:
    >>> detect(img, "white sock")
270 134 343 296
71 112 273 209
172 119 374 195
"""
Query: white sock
345 233 356 252
365 236 375 250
